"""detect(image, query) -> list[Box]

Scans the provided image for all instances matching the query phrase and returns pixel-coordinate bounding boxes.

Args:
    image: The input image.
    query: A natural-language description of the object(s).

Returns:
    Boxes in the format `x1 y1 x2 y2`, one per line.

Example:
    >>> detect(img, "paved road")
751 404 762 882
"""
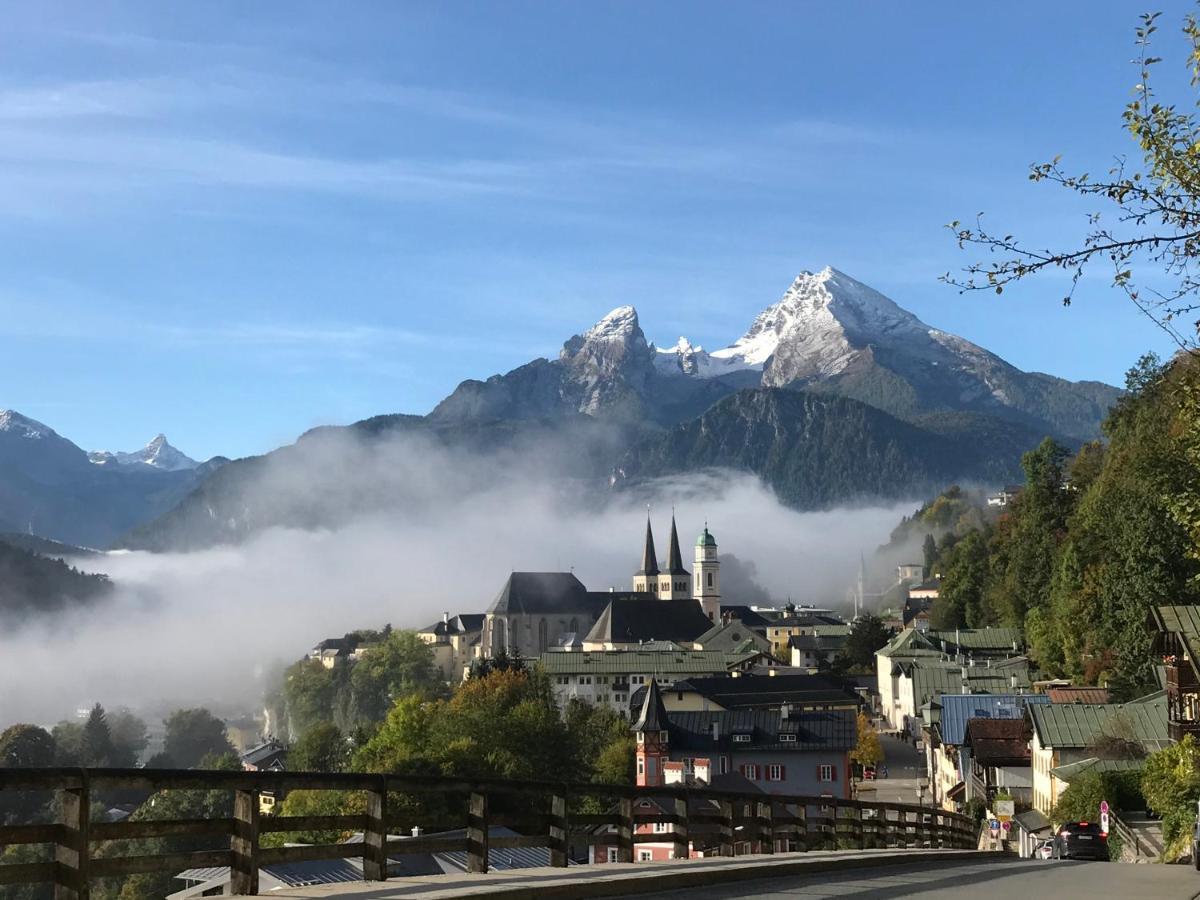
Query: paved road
857 734 928 806
621 858 1200 899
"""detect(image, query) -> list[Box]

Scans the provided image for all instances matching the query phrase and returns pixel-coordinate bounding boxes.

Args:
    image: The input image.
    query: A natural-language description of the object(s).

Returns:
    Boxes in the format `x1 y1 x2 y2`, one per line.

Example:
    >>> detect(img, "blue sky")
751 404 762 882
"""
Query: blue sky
0 1 1190 459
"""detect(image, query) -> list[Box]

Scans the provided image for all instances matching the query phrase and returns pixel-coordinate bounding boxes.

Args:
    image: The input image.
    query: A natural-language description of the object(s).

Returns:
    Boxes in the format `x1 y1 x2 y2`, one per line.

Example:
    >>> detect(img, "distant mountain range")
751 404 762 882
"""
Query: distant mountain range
0 410 223 547
3 268 1122 550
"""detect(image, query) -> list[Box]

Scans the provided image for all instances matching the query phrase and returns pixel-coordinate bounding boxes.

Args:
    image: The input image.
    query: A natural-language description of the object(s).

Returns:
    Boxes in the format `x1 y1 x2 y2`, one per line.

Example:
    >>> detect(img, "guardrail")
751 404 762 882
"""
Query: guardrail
0 767 978 898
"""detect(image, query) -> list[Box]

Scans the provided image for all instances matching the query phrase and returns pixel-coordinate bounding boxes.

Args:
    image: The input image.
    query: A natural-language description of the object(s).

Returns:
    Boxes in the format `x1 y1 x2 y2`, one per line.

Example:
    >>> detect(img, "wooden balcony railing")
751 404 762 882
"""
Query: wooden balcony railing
0 768 978 899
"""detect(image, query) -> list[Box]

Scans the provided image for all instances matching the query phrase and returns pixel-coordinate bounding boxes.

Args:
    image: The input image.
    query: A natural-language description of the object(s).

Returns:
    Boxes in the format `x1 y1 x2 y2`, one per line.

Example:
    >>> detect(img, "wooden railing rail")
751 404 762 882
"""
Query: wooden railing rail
0 767 978 898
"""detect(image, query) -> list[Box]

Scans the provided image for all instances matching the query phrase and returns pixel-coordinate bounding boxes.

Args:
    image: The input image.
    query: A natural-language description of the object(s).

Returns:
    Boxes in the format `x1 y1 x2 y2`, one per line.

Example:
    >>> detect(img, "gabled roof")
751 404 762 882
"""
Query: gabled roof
487 572 603 616
911 661 1033 714
787 633 848 653
877 627 939 658
632 678 669 732
584 597 714 646
240 740 288 769
937 693 1049 746
694 620 772 654
666 709 856 753
720 606 771 630
1149 605 1200 668
769 613 845 629
963 718 1032 767
1029 695 1170 751
418 613 486 637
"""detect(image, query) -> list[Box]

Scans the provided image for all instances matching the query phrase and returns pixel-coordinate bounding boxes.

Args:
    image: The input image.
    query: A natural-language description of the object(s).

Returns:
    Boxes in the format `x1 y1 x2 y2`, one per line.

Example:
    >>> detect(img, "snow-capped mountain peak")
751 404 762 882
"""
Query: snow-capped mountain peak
89 434 199 471
0 409 58 440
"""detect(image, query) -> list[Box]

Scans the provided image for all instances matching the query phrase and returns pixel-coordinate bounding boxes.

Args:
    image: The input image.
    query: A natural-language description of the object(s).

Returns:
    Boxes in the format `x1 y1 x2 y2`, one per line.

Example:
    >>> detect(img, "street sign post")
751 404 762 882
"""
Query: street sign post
994 799 1014 824
1100 799 1110 834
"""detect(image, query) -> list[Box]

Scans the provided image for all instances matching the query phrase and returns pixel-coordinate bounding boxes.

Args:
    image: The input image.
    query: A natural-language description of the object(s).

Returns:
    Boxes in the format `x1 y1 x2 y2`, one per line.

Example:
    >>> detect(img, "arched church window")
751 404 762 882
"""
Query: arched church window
707 572 713 588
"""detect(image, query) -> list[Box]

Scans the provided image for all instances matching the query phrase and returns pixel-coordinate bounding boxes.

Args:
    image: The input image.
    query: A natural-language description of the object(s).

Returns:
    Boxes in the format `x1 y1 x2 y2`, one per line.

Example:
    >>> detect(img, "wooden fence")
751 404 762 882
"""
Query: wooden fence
0 768 977 898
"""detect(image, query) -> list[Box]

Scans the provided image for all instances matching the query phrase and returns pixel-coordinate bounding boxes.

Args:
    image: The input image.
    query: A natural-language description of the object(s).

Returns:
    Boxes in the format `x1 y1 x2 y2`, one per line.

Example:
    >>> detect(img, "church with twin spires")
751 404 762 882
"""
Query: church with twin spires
479 514 723 659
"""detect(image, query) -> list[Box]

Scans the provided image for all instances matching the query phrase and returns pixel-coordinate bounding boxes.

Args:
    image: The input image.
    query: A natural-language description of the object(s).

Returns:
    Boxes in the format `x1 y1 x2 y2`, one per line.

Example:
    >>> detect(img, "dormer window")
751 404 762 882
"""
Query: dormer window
780 733 797 743
733 733 751 743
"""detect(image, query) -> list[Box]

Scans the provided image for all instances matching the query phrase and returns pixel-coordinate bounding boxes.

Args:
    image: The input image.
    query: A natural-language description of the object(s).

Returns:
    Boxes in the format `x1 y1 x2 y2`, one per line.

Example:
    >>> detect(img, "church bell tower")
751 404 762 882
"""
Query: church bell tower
694 526 721 622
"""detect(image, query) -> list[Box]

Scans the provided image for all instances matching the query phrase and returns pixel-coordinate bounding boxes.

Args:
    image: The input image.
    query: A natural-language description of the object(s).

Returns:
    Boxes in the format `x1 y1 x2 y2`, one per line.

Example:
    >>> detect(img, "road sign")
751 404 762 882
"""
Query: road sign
1001 821 1011 832
994 799 1014 823
989 818 1000 832
1101 811 1110 834
1100 799 1110 814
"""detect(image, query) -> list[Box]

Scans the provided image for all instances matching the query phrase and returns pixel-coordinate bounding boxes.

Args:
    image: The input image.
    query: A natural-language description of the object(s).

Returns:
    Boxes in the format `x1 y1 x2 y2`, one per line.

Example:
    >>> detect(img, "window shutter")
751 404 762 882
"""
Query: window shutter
780 765 786 781
816 765 821 779
831 765 837 781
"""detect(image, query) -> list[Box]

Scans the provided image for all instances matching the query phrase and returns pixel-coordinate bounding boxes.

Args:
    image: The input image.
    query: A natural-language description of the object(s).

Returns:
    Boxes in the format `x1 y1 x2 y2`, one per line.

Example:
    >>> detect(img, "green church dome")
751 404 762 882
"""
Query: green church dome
696 527 717 548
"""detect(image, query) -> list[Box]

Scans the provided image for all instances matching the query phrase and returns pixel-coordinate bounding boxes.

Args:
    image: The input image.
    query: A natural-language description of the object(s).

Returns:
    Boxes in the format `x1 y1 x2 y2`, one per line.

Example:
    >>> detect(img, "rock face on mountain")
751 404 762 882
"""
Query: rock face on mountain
16 266 1125 552
0 410 222 547
651 268 1119 440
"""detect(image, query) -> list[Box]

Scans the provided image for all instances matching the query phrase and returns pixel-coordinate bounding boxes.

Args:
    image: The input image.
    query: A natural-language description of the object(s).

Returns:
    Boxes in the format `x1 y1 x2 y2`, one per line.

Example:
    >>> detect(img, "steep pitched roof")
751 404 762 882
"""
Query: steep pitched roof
487 572 602 616
584 597 714 645
1029 696 1170 751
787 633 849 654
937 693 1049 746
694 620 772 654
928 627 1025 655
664 515 689 577
963 718 1032 766
720 606 771 630
910 661 1033 714
878 627 939 658
636 517 660 577
632 678 669 733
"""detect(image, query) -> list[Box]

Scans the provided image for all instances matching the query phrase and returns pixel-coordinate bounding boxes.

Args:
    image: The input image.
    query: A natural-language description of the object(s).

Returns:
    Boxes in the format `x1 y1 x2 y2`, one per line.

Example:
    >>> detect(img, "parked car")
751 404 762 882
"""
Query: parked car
1052 821 1109 861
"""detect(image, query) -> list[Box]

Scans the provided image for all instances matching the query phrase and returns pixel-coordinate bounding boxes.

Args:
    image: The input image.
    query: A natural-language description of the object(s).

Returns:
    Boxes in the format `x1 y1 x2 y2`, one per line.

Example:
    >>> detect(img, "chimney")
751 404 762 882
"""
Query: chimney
711 721 720 741
781 703 790 721
1010 674 1017 689
443 611 449 624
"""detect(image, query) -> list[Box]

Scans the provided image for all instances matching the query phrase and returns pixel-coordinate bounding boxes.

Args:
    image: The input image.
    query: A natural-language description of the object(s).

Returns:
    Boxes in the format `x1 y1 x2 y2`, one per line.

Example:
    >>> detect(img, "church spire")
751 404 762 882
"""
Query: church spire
636 513 659 577
665 513 687 575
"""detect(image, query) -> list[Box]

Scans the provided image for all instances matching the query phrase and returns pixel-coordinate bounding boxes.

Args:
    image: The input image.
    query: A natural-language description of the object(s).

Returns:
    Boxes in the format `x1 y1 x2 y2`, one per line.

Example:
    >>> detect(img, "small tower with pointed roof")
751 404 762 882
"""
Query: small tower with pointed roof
632 514 660 594
658 514 692 600
632 678 670 787
694 525 721 622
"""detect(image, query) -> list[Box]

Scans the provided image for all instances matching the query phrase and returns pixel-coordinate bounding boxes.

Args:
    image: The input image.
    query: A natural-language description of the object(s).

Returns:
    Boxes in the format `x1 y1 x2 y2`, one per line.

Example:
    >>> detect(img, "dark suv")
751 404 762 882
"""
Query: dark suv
1052 821 1109 861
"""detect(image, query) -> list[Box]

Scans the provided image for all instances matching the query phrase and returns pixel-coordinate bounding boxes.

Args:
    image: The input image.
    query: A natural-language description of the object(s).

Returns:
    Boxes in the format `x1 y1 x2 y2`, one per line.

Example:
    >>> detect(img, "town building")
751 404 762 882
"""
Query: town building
787 631 850 671
415 613 484 682
963 718 1034 808
632 673 862 716
1148 604 1200 742
480 517 725 659
1028 694 1169 814
924 693 1047 811
631 679 856 799
539 649 765 716
691 619 772 655
765 609 847 657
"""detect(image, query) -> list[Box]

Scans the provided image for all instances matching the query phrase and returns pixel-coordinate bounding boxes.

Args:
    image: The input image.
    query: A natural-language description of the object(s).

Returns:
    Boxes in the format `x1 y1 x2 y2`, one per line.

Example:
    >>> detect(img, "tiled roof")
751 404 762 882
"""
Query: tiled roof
937 693 1048 746
666 708 856 753
1046 687 1111 705
538 649 758 676
1029 695 1169 751
963 717 1032 766
720 606 771 629
911 661 1033 713
487 572 603 616
584 597 714 645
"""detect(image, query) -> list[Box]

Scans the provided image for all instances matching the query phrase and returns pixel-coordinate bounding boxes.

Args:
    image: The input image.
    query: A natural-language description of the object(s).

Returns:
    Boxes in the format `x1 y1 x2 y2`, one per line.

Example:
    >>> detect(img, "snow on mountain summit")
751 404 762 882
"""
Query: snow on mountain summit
89 434 199 471
0 409 58 440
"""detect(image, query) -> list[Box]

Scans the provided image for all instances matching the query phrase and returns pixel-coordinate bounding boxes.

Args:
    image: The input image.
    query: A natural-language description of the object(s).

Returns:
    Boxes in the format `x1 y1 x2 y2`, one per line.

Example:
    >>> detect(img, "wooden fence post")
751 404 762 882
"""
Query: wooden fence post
672 794 689 861
231 789 259 896
54 774 89 900
467 791 489 874
549 792 568 868
617 797 634 863
795 802 808 851
719 799 734 857
363 778 389 881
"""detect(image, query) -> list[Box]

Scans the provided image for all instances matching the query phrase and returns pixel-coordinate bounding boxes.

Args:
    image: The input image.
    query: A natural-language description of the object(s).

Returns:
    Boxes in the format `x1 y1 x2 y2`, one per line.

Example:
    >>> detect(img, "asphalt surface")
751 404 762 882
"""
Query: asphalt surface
619 857 1200 899
856 733 928 806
